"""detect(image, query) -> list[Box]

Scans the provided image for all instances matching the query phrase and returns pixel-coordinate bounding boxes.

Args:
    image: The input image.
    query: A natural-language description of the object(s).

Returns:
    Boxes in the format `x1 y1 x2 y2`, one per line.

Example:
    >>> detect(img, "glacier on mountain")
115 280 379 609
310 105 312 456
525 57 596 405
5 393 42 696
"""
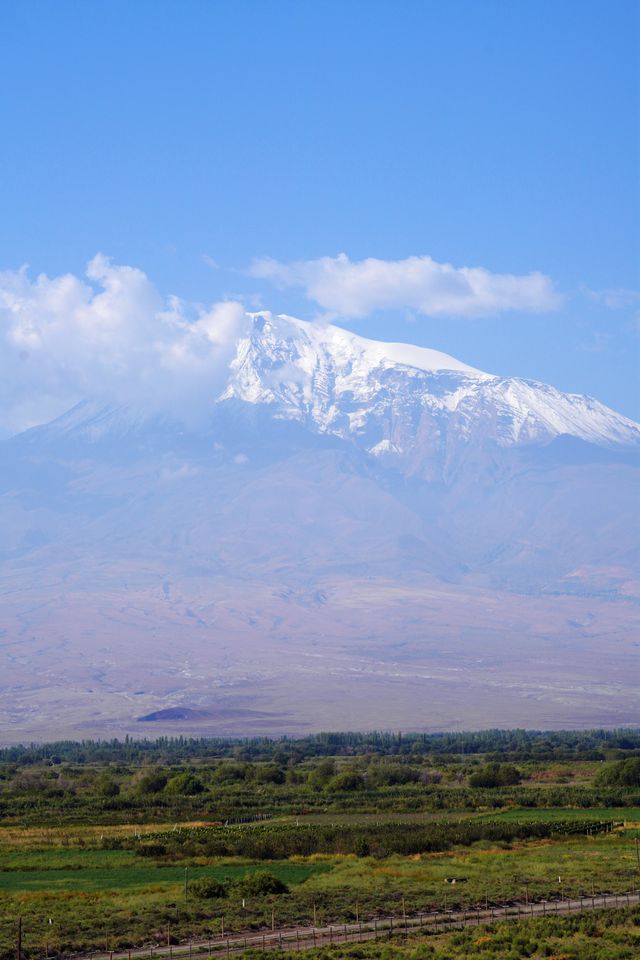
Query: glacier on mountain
221 313 640 467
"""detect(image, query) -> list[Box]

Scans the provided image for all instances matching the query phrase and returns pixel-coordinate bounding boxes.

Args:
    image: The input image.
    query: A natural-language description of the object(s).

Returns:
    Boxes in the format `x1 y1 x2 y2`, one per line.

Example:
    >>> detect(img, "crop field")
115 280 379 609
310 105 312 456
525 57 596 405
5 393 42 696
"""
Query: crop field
0 858 326 893
1 729 639 960
476 806 640 822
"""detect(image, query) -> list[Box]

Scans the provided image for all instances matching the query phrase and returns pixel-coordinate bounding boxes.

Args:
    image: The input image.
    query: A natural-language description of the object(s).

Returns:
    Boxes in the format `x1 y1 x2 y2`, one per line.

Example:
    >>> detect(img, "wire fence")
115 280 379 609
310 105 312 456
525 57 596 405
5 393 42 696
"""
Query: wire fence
30 890 640 960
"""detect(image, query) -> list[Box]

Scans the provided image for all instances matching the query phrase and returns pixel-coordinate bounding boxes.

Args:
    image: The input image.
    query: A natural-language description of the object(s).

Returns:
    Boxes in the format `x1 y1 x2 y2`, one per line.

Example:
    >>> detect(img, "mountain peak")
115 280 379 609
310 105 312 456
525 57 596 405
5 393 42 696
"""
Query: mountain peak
220 313 640 472
246 311 487 376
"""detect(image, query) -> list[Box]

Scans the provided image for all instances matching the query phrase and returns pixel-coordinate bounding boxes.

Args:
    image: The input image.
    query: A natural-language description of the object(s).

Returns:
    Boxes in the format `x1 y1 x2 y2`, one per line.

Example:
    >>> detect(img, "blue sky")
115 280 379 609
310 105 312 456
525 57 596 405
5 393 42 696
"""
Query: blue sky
1 0 638 424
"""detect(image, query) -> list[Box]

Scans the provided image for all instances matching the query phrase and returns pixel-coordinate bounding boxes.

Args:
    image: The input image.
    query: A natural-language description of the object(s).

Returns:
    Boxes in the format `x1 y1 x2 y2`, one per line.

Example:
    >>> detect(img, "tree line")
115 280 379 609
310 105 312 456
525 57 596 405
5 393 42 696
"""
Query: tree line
2 727 639 766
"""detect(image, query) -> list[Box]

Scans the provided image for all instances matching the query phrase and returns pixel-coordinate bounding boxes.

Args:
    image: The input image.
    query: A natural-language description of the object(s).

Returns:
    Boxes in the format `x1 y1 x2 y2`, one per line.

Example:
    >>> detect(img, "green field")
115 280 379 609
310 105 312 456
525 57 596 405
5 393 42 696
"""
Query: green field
0 859 326 892
1 730 639 959
477 806 640 822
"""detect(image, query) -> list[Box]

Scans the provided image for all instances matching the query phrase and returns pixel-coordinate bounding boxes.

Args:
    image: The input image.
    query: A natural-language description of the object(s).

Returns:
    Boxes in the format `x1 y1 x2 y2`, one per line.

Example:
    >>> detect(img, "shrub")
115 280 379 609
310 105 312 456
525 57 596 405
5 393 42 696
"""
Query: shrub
165 772 206 795
190 878 228 899
367 764 420 786
136 770 168 795
307 759 336 787
96 776 120 797
212 762 251 784
327 772 365 792
469 763 522 788
254 764 286 784
234 871 288 896
595 757 640 787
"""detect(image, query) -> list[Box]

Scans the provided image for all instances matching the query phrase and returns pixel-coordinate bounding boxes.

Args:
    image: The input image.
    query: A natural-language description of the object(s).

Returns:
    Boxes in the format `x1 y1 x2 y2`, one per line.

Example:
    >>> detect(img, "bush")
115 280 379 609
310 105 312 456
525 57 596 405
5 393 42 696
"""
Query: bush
469 763 522 788
596 757 640 787
367 764 420 786
190 878 228 899
254 764 285 784
136 770 168 795
307 759 335 787
96 776 120 797
212 763 251 784
165 772 206 795
234 871 288 896
327 772 365 792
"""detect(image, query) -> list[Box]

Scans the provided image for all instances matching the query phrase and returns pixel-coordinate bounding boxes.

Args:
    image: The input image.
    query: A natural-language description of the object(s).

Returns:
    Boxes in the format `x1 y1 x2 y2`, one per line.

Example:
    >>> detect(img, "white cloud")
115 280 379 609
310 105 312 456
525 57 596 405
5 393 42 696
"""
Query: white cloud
250 253 561 318
585 287 640 310
0 255 249 437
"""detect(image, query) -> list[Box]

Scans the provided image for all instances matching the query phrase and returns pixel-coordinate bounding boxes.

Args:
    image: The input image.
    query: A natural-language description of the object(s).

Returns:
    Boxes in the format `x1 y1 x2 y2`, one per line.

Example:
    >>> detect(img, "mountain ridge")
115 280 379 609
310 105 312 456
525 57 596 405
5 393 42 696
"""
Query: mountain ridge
14 312 640 457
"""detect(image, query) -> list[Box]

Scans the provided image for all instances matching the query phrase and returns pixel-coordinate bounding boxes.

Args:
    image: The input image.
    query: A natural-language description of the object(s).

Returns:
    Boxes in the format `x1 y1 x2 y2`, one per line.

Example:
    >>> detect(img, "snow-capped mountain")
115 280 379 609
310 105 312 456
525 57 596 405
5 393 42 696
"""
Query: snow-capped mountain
22 313 640 476
223 314 639 468
2 313 639 740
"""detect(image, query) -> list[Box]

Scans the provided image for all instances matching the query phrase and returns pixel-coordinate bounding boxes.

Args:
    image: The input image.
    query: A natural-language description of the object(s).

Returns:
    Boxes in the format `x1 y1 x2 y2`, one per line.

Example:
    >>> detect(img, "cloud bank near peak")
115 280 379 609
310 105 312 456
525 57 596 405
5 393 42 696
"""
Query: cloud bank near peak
0 255 248 437
250 253 561 319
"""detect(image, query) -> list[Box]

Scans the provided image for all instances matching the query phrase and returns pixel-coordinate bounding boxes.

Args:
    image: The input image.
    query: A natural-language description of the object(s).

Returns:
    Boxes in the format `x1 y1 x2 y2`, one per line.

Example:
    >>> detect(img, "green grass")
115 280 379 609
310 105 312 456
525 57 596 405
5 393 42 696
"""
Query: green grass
0 860 328 892
299 834 640 907
258 907 640 960
0 847 137 871
477 807 640 822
